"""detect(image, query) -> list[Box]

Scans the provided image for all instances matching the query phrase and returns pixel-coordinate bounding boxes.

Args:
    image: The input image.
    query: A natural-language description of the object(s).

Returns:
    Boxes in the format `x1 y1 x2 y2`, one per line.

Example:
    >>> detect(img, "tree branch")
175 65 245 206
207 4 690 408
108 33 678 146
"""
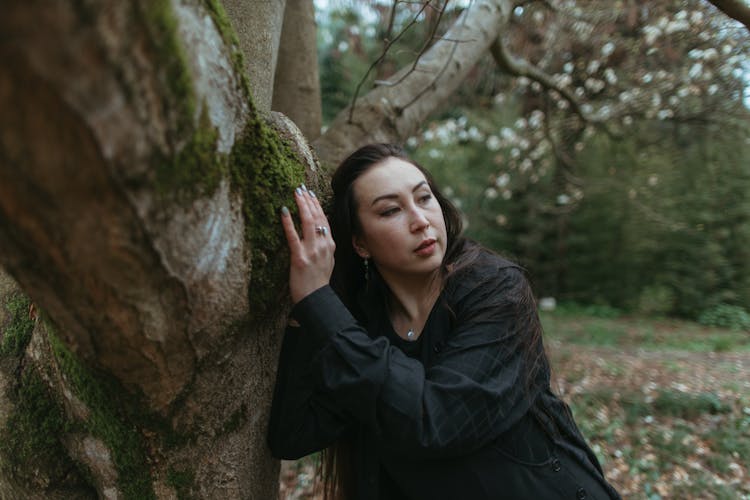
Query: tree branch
707 0 750 31
490 36 592 122
316 0 515 165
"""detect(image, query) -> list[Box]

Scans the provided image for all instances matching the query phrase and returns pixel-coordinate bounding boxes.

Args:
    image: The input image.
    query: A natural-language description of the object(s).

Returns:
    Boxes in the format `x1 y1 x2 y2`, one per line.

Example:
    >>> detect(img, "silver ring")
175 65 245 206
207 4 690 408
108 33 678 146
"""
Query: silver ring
315 226 328 236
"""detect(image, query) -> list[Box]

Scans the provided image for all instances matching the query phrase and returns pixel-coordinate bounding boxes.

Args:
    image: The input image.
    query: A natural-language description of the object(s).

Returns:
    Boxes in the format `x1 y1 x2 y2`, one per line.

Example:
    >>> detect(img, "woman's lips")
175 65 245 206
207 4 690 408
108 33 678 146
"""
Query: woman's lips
414 239 437 256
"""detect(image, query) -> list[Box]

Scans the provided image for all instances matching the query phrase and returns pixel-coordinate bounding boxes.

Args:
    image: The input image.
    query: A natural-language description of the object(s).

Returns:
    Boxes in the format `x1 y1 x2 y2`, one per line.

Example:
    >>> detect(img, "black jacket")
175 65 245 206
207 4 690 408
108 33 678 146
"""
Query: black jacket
268 250 620 499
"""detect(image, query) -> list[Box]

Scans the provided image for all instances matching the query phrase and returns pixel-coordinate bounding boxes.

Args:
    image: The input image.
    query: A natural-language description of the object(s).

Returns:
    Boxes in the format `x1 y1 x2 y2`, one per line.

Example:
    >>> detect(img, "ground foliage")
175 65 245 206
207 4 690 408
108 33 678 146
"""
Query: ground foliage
277 311 750 499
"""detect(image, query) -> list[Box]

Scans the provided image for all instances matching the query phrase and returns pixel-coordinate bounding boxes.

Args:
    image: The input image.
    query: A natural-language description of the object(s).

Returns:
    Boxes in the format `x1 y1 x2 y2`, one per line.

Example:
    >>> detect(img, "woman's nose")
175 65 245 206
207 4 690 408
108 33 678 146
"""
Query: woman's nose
409 209 430 232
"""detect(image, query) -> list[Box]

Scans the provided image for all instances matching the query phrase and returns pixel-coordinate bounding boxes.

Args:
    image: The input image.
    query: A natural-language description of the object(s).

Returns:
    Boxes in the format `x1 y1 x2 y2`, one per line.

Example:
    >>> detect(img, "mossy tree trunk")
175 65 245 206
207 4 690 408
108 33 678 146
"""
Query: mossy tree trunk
0 1 321 498
1 0 520 498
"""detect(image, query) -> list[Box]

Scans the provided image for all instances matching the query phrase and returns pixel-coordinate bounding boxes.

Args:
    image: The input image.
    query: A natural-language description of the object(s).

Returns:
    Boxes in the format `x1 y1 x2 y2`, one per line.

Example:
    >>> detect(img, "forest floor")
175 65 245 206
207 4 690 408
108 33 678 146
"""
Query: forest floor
278 312 750 499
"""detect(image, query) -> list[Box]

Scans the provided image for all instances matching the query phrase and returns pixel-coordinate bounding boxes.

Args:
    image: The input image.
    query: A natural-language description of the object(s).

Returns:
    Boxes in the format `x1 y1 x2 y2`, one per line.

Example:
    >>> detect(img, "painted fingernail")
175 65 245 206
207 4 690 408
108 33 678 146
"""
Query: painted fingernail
295 187 302 196
281 206 289 216
301 183 308 192
309 190 316 198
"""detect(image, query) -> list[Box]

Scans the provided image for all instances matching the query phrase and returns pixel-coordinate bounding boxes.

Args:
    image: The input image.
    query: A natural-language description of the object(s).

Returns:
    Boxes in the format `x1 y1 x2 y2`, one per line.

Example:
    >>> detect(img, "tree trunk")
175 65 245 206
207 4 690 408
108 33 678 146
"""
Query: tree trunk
272 0 323 140
0 1 320 497
223 0 287 112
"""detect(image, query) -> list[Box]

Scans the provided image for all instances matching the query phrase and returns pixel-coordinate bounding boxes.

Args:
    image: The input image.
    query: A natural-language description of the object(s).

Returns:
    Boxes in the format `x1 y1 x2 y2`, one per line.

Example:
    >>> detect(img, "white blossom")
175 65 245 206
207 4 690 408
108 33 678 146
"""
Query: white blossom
665 19 689 33
688 62 703 79
643 26 661 45
484 187 498 199
495 214 508 226
657 109 673 120
486 135 501 151
601 42 615 57
563 62 574 74
529 110 545 129
468 126 483 141
585 78 605 93
557 194 571 205
495 173 510 188
587 60 600 74
604 68 618 85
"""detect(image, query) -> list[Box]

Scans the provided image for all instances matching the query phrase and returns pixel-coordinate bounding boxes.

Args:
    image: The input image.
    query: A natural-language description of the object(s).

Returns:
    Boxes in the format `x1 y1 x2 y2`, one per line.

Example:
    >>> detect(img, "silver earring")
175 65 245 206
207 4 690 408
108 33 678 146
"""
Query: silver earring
364 257 369 281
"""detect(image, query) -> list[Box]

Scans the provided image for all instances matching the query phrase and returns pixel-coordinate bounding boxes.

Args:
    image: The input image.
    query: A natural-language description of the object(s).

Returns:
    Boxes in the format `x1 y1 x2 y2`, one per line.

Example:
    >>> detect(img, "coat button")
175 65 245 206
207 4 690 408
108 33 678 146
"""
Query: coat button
551 458 561 472
576 487 587 499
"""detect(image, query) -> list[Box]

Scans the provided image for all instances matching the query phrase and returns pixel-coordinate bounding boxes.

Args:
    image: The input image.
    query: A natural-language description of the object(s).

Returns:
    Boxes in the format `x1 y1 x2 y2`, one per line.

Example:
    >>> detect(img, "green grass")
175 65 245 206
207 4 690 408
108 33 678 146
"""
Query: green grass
544 309 750 498
541 310 750 352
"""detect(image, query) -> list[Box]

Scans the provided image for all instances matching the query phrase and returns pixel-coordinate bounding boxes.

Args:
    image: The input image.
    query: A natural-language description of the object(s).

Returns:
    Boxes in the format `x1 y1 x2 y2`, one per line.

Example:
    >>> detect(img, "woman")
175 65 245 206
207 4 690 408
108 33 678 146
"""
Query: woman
268 144 620 499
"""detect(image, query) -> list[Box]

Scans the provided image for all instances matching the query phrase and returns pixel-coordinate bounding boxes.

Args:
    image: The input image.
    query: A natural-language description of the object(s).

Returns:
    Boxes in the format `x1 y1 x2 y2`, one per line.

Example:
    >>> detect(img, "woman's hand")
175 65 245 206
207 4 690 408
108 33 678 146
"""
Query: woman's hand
281 185 336 304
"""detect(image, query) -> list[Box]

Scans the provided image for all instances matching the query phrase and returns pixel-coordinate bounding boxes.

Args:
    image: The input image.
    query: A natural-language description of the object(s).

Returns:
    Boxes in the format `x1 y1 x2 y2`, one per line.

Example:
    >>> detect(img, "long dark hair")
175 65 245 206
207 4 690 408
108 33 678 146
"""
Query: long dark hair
320 143 546 500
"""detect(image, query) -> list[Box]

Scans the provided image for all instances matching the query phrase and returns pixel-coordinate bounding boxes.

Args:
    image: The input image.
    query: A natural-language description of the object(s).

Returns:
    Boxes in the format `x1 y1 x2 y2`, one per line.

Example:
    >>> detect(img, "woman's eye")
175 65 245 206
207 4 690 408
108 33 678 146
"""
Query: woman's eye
380 207 399 217
419 194 433 203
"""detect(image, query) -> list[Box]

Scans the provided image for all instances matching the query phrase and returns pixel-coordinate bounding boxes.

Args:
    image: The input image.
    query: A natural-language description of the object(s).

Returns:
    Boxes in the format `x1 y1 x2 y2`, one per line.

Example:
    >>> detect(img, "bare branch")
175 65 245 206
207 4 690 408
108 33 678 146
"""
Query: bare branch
706 0 750 31
315 0 514 165
348 1 433 123
385 0 452 88
490 36 592 121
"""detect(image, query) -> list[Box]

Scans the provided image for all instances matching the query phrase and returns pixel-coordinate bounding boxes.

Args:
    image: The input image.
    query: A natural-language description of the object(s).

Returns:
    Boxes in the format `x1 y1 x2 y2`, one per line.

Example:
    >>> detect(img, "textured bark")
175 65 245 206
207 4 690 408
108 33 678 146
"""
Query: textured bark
0 0 319 498
223 0 287 112
313 0 513 166
272 0 323 140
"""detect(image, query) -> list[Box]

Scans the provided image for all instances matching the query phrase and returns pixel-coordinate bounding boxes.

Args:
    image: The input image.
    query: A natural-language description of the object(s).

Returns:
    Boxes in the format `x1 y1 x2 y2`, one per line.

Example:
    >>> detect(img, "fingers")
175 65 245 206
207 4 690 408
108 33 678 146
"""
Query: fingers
280 206 302 254
295 185 330 238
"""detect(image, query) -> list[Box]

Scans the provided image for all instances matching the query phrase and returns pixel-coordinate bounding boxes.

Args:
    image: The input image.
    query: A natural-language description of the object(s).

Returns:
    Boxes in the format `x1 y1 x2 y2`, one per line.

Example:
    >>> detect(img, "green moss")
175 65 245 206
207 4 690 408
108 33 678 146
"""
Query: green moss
1 292 33 357
229 117 306 316
0 369 82 488
48 333 156 500
154 105 227 200
203 0 252 99
140 0 196 134
166 467 195 500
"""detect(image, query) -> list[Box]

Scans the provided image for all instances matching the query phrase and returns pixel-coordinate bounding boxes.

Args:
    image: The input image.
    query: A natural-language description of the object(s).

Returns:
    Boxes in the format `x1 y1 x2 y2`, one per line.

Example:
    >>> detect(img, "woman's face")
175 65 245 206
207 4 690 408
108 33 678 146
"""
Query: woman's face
351 157 447 278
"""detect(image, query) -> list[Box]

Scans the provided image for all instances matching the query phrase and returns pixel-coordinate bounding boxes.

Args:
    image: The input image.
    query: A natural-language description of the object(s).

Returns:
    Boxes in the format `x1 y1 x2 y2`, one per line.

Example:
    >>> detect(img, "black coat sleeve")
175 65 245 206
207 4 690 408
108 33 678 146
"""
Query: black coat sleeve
267 320 353 459
269 264 546 459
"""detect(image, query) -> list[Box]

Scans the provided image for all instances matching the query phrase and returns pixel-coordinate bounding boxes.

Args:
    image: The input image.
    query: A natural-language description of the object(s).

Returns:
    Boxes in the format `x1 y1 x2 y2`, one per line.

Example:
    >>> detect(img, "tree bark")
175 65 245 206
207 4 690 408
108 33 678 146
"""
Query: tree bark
223 0 287 112
0 0 319 497
313 0 513 166
272 0 323 140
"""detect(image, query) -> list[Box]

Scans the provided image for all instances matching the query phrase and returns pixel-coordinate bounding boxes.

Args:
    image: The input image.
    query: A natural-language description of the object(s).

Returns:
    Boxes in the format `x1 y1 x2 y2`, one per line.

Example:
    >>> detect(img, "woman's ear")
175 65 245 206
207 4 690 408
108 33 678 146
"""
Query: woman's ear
352 235 370 259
